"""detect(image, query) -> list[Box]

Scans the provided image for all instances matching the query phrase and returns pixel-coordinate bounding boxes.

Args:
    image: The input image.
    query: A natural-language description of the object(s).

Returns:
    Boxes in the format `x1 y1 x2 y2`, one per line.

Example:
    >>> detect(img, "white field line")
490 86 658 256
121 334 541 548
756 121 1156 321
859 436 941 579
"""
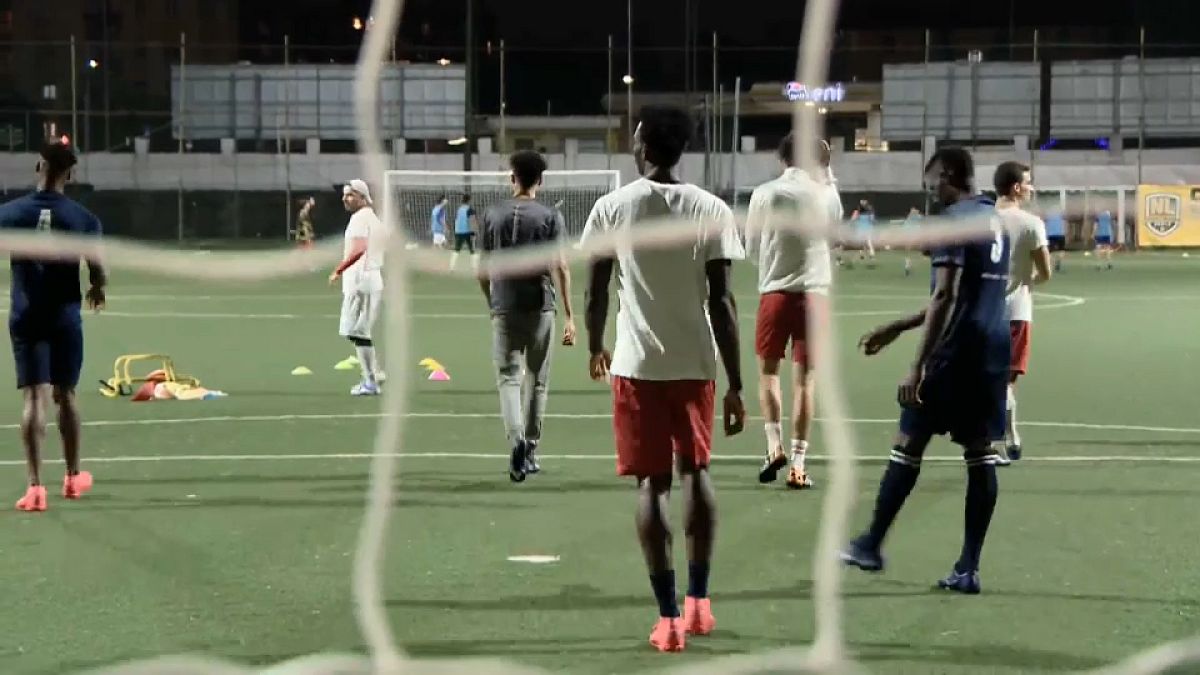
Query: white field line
15 410 1200 435
3 452 1199 467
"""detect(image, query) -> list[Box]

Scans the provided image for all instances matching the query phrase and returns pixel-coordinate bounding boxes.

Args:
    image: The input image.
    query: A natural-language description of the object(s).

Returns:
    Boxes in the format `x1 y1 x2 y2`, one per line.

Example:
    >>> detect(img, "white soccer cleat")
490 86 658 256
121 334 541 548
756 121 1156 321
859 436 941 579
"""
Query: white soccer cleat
351 381 381 396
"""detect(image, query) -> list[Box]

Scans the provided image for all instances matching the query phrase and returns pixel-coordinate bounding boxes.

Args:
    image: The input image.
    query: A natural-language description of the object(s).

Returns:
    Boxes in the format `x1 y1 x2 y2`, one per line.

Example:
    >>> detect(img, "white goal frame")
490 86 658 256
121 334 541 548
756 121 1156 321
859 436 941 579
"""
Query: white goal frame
1034 184 1137 247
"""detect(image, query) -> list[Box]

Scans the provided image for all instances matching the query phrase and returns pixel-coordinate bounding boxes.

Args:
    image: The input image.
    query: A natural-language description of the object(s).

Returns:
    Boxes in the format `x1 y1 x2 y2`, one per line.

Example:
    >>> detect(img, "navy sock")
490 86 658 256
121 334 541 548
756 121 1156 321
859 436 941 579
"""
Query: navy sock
649 570 679 618
956 461 999 574
866 453 921 547
686 561 709 599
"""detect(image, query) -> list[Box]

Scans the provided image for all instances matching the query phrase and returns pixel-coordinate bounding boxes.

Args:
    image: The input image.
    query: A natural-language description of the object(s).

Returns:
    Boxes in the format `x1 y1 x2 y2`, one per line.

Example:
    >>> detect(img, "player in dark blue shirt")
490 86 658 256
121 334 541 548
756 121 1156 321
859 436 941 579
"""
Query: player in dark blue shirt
2 141 106 512
841 147 1009 594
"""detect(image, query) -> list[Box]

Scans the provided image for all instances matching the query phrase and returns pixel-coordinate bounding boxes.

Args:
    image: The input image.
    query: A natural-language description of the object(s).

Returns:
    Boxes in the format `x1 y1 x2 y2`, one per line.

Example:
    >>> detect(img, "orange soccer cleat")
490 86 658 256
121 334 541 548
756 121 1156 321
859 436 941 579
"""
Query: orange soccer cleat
16 485 47 512
682 596 716 635
63 471 93 500
786 466 814 490
648 617 686 652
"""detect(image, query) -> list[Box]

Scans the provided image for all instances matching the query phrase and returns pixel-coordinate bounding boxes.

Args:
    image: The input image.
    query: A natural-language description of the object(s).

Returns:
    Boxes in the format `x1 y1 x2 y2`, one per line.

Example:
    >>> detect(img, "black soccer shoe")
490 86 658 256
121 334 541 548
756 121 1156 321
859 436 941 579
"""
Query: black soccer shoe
936 569 982 595
524 441 541 475
758 451 788 484
508 441 528 483
840 536 885 572
1007 444 1022 461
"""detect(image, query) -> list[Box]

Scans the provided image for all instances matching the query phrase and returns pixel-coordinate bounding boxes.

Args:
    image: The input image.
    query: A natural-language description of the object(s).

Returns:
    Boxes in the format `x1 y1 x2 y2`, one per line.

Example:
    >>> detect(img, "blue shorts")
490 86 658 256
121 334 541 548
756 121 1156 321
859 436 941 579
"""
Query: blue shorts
1095 235 1112 247
898 362 1007 447
1047 235 1066 251
9 310 84 389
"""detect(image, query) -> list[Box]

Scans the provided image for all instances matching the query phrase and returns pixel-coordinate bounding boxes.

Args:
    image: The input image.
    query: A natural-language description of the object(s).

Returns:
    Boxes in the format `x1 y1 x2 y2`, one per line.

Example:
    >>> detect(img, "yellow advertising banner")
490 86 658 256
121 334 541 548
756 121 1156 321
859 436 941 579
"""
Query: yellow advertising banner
1137 185 1200 247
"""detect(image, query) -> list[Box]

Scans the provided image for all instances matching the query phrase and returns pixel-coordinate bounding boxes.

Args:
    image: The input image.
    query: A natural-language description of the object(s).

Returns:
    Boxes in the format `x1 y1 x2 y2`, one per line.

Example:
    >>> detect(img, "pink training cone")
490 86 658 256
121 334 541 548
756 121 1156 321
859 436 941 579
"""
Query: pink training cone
428 369 451 381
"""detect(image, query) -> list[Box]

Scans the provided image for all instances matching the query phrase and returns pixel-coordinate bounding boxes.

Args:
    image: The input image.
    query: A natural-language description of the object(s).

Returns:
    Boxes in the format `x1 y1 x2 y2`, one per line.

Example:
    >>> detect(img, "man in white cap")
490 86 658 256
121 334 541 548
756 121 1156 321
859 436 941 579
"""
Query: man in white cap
329 179 386 395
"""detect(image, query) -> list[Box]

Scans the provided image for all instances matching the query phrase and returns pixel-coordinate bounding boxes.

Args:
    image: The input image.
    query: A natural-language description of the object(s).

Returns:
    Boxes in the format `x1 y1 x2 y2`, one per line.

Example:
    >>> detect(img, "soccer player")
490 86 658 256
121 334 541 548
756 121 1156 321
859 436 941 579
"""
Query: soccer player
902 207 922 277
746 133 839 490
841 146 1008 594
994 161 1052 464
582 105 746 652
430 194 449 248
294 197 316 250
1094 208 1114 269
449 194 478 269
328 179 386 395
1045 208 1066 271
478 150 577 482
850 199 877 268
1 141 105 511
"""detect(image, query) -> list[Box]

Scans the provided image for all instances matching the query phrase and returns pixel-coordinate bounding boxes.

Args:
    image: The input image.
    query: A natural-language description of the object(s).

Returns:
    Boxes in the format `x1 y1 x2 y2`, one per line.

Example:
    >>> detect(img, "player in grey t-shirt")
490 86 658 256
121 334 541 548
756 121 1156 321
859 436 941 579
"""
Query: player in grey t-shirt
478 150 577 482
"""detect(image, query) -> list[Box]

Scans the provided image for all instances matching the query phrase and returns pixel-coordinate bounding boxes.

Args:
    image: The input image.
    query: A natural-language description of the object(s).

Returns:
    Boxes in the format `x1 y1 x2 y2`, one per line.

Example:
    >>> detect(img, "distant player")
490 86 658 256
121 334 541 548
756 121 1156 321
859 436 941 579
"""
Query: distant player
294 197 315 250
1 142 105 511
1094 208 1114 269
582 105 746 651
994 161 1052 464
746 134 839 490
849 199 877 267
902 207 922 276
479 150 577 482
1044 208 1066 271
430 194 449 248
842 146 1008 594
450 194 478 269
328 179 386 395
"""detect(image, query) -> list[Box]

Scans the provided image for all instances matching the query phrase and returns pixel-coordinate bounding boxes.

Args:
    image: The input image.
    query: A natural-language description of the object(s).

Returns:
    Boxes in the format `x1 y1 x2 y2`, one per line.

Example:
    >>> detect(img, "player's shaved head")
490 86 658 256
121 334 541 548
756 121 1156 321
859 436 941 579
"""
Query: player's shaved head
38 141 77 187
777 133 830 169
509 150 547 192
994 160 1030 198
634 105 692 172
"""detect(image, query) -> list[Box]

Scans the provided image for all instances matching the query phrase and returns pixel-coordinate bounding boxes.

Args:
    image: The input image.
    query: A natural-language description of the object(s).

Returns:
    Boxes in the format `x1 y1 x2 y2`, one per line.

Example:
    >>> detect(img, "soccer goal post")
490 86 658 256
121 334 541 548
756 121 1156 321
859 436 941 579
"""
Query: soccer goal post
383 170 621 246
1032 185 1138 249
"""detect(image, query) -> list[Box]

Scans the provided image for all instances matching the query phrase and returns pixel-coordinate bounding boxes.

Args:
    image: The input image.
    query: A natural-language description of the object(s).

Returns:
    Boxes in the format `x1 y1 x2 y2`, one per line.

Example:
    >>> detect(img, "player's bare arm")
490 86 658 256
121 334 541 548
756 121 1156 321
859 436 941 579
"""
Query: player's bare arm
898 264 961 407
584 257 614 380
706 259 745 436
85 258 107 312
1032 245 1052 285
329 237 366 284
553 255 576 346
859 311 926 356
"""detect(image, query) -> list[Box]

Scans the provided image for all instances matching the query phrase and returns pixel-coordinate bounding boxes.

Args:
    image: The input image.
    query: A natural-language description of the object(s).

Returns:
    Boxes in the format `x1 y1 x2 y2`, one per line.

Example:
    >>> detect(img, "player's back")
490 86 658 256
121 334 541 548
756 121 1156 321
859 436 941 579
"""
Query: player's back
582 178 744 381
748 168 833 295
1000 207 1046 314
344 206 385 292
482 198 561 312
930 196 1010 374
0 191 100 320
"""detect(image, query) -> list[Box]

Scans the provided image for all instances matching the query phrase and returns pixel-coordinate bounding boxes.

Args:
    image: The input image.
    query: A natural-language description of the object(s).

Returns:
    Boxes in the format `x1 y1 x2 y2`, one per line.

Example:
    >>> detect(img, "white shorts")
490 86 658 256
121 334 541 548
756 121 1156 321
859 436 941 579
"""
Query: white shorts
432 232 447 247
339 290 382 340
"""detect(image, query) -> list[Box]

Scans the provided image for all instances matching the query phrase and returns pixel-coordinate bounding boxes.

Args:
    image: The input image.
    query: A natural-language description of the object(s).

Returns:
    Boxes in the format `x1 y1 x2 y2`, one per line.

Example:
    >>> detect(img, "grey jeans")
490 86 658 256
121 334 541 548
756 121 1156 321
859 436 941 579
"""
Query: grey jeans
491 310 556 445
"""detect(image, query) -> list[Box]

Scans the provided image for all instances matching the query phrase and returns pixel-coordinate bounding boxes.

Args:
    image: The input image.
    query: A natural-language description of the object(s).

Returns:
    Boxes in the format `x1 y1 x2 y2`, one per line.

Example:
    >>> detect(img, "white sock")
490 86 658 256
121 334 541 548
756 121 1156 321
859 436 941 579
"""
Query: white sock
764 422 783 457
1005 384 1021 447
471 253 480 271
355 345 377 384
791 439 808 471
449 252 459 269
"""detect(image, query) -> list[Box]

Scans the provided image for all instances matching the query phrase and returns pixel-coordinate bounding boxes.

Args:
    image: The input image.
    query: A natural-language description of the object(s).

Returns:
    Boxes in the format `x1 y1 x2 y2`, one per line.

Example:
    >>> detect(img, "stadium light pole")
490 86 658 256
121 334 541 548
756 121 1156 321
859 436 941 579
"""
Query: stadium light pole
463 0 475 171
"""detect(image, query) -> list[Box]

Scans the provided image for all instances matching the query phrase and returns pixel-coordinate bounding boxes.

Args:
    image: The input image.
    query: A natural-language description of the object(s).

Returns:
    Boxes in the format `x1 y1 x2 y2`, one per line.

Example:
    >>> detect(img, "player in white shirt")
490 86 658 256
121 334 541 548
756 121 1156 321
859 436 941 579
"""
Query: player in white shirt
745 134 840 490
328 179 387 396
993 161 1052 462
581 105 746 653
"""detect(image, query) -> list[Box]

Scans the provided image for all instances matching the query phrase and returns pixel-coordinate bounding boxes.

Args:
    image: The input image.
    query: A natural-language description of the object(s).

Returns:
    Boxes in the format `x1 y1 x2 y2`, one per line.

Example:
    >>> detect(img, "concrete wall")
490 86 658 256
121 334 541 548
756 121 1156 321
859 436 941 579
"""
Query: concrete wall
1 147 1198 194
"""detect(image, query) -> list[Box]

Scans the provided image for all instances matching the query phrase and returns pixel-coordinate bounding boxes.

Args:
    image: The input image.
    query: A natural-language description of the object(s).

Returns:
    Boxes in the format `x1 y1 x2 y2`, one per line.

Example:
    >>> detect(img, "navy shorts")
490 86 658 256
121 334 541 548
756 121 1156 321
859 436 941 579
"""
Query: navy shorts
10 311 84 389
1095 235 1112 247
1047 235 1066 252
898 363 1007 447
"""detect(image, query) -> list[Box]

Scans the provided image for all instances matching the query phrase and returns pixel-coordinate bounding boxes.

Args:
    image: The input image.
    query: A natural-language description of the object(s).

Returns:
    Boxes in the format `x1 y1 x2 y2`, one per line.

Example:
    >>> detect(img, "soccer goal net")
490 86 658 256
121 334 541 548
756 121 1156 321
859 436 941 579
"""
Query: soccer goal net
384 170 621 246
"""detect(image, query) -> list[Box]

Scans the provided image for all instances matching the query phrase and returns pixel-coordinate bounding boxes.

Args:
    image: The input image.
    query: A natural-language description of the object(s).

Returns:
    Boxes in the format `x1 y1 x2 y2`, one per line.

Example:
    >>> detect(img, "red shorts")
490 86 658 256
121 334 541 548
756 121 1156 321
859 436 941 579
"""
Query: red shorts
1010 321 1031 375
612 376 715 477
754 291 827 366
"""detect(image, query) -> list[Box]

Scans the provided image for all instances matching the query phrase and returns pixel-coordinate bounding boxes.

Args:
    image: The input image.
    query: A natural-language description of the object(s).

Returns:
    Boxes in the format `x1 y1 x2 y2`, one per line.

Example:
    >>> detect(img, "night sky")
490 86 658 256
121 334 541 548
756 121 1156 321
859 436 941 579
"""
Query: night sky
237 0 1198 115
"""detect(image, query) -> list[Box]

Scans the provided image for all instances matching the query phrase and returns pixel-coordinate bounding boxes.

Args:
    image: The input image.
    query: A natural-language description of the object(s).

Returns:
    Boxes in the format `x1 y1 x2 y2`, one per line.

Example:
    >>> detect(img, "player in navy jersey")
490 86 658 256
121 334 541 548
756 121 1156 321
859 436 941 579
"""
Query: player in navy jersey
841 146 1009 594
2 141 106 512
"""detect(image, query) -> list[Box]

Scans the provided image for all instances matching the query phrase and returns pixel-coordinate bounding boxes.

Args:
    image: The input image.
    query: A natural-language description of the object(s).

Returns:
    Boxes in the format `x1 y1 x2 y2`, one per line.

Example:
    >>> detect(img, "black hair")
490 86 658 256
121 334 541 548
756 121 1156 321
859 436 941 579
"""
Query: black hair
638 105 692 168
925 146 974 192
993 160 1029 197
461 193 471 203
40 141 77 184
509 149 547 191
776 133 831 168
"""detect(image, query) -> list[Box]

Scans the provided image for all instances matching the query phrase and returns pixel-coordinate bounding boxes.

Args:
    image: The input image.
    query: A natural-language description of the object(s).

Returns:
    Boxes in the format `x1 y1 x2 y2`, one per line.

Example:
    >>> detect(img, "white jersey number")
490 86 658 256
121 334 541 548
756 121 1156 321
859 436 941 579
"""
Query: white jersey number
989 219 1005 263
36 209 52 232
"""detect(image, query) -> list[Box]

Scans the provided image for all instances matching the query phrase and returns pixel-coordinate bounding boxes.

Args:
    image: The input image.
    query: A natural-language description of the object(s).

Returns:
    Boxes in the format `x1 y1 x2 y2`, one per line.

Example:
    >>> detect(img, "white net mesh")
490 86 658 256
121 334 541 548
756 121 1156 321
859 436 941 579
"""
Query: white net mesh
25 0 1197 671
386 170 621 244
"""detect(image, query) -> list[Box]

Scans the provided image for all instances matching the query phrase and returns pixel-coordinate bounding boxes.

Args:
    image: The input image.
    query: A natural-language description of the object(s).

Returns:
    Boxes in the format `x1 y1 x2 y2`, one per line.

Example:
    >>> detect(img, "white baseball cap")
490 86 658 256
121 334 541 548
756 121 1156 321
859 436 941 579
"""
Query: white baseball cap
344 179 373 205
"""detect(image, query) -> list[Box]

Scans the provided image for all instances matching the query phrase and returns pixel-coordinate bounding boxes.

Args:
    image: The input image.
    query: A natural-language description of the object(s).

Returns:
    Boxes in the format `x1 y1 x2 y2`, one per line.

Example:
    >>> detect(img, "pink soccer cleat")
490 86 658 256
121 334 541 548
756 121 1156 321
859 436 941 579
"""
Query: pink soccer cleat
63 471 93 499
16 485 47 512
682 596 716 635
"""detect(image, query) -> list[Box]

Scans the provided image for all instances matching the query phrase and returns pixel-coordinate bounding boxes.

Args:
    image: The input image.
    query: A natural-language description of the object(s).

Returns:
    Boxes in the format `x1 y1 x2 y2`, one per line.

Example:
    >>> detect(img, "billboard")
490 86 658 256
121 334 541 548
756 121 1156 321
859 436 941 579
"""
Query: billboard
1137 185 1200 247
